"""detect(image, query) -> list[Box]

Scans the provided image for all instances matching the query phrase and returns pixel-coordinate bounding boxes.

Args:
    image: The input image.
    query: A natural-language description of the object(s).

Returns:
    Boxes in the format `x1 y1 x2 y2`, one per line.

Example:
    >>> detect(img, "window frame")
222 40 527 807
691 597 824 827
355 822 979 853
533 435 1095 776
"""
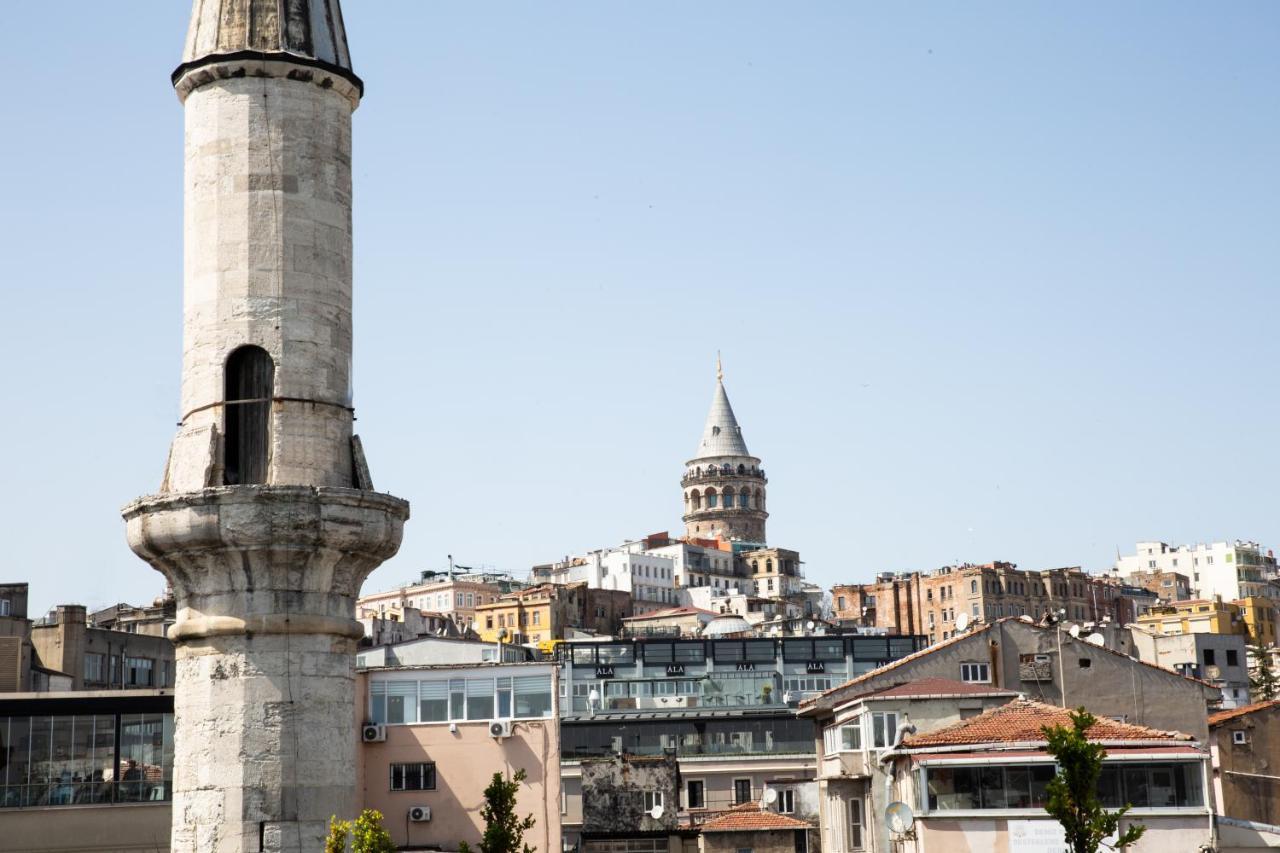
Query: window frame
389 761 437 792
960 662 991 683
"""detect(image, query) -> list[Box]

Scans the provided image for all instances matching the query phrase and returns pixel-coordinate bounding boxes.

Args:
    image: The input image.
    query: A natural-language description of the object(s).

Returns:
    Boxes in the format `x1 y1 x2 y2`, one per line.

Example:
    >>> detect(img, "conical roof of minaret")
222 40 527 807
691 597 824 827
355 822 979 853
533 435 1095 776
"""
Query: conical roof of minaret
176 0 360 91
692 357 752 459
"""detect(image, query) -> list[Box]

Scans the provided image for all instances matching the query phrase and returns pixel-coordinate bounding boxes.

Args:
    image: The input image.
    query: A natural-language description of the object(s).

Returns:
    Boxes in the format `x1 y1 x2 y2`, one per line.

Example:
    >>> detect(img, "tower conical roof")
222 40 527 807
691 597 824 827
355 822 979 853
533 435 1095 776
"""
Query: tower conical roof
177 0 358 89
693 360 751 459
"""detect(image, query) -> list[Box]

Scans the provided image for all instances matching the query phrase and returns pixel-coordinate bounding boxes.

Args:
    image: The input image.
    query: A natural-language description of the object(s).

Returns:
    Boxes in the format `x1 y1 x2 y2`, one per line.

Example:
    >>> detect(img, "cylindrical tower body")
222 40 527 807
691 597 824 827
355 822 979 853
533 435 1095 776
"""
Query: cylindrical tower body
123 5 408 852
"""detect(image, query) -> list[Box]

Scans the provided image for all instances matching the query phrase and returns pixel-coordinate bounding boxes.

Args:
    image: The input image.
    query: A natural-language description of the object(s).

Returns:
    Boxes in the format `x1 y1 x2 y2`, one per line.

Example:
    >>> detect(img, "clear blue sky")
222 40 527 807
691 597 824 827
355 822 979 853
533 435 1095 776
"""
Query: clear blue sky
2 3 1277 617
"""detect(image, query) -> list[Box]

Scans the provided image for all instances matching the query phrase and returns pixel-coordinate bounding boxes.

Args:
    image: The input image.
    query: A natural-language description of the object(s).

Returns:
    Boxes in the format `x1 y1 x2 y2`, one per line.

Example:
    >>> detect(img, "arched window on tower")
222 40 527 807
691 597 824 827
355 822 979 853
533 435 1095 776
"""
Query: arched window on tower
737 464 745 475
223 345 274 485
723 486 735 508
738 490 749 508
755 488 764 509
706 488 718 509
690 489 702 510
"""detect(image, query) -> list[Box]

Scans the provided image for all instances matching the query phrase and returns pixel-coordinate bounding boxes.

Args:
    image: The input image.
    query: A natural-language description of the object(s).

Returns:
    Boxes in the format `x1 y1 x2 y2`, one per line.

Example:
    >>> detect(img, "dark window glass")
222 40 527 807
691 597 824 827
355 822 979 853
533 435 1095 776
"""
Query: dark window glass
814 639 845 661
572 647 597 665
673 642 706 664
223 345 274 485
782 640 814 662
744 640 775 662
713 642 744 662
687 780 705 809
643 643 674 664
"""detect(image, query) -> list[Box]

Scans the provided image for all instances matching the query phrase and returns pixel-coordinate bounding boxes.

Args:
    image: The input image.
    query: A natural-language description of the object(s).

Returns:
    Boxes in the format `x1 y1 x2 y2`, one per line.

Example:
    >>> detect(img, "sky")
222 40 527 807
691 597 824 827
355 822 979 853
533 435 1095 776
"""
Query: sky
1 3 1278 617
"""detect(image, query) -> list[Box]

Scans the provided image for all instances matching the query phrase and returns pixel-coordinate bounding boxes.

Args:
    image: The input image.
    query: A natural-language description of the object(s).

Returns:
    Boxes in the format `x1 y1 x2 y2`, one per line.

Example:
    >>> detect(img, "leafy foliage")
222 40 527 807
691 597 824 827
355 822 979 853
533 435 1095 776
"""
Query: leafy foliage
1041 708 1146 853
324 809 397 853
458 768 537 853
1249 636 1278 701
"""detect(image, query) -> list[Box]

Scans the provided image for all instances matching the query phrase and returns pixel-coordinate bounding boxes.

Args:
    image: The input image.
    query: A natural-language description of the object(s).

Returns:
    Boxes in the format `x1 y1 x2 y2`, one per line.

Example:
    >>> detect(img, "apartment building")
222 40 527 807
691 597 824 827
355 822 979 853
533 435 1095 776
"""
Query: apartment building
358 569 525 634
532 541 678 614
1123 568 1193 604
0 583 33 692
29 605 175 692
833 562 1134 645
1116 540 1278 602
1135 597 1249 637
473 583 632 645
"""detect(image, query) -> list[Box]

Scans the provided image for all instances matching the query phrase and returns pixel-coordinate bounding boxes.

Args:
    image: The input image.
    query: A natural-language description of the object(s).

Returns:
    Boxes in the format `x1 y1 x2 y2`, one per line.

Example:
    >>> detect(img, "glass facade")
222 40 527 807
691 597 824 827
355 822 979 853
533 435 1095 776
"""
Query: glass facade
561 714 814 758
924 762 1203 811
0 713 173 808
370 673 553 725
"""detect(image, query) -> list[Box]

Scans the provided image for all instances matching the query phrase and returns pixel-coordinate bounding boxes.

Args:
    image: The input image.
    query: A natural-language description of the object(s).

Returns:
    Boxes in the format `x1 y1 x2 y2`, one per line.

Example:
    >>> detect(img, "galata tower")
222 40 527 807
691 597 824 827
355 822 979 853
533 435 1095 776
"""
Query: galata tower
122 2 409 850
681 358 768 544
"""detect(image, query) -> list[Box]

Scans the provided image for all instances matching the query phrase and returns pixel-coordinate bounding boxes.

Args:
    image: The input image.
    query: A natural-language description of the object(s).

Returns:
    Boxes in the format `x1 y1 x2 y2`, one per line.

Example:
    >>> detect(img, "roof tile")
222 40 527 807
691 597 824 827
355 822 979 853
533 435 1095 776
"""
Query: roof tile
904 698 1194 748
1208 698 1280 727
699 802 812 833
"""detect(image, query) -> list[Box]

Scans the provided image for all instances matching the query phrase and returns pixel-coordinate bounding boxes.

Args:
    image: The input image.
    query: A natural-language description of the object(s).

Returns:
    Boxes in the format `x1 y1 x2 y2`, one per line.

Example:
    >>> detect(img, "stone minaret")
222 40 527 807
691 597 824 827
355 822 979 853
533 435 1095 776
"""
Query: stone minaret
122 3 409 851
681 357 768 544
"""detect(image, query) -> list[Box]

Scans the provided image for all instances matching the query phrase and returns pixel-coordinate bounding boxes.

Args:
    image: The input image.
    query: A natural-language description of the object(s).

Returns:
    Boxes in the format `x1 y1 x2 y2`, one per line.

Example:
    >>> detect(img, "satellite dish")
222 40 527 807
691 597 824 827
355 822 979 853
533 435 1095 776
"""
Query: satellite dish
649 804 664 820
1086 633 1105 647
1068 624 1081 638
762 788 778 805
1018 614 1034 623
806 621 816 631
885 801 915 834
955 612 970 632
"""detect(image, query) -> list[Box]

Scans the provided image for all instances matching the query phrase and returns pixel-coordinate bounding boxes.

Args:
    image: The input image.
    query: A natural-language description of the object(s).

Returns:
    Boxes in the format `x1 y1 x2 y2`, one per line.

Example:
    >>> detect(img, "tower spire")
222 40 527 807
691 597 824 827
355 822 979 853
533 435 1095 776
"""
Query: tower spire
716 351 723 382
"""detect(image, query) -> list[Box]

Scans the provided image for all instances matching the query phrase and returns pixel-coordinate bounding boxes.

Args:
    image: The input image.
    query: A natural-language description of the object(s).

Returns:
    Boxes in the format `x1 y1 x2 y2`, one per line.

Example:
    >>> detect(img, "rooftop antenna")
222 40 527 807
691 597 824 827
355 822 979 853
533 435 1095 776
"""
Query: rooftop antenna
716 351 723 382
448 554 454 581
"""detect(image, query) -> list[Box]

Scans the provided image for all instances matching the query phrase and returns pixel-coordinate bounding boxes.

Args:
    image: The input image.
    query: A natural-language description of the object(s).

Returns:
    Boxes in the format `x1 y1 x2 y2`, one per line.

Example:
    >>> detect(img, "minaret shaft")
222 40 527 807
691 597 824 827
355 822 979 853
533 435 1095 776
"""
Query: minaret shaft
123 5 407 852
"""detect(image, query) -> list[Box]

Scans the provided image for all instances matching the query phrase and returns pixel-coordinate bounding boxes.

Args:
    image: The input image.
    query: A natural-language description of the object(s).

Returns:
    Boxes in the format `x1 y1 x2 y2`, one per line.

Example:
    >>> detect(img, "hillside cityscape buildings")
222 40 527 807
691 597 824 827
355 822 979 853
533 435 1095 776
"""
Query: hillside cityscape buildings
3 1 1277 853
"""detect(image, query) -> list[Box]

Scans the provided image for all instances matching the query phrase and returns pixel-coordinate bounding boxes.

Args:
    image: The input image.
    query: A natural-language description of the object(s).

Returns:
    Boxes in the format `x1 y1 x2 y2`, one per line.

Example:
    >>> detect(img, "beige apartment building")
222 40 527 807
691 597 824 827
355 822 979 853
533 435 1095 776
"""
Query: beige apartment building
359 570 526 634
357 662 560 850
832 562 1136 644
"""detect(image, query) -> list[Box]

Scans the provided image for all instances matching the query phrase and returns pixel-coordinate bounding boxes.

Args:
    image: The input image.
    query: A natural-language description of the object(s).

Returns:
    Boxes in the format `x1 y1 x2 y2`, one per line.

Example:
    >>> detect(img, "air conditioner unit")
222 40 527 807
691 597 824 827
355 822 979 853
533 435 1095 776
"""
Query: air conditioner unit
408 805 431 823
489 719 513 739
361 723 386 743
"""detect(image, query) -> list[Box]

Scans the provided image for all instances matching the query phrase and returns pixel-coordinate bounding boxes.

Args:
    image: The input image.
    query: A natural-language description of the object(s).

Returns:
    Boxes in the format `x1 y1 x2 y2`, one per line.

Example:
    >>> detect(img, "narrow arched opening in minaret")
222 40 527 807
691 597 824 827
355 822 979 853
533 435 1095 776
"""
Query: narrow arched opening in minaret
223 345 274 485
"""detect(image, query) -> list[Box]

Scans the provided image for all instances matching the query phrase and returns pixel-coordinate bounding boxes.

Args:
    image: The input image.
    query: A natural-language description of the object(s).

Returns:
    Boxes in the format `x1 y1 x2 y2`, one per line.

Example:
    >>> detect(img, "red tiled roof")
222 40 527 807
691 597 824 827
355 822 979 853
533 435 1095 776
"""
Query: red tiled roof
699 802 813 833
623 606 718 621
860 677 1018 700
904 698 1194 748
1208 699 1280 727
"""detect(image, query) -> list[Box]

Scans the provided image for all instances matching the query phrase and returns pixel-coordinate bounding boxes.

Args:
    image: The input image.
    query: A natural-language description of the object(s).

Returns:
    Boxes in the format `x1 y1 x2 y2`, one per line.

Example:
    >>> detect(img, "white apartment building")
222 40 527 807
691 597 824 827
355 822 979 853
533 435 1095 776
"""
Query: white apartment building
1115 540 1277 602
358 571 522 633
534 543 678 614
644 540 745 597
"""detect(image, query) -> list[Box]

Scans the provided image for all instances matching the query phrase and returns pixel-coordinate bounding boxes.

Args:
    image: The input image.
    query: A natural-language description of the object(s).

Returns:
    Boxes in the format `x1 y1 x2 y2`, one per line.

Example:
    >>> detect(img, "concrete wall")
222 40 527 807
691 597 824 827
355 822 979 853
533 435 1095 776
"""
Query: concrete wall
0 802 171 852
1213 704 1280 824
581 753 680 834
359 715 561 851
30 610 176 691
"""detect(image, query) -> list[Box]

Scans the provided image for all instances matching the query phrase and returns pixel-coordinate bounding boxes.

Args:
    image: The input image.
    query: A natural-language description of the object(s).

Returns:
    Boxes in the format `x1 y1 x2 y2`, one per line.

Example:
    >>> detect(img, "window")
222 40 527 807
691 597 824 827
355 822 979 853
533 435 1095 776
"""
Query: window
1204 649 1216 666
927 764 1055 810
871 712 898 749
734 778 753 804
1233 730 1248 745
848 798 864 850
1098 762 1204 809
1226 649 1239 666
824 724 862 754
971 580 978 594
390 762 436 791
1079 658 1091 669
84 653 106 684
960 663 989 683
125 657 154 687
642 790 664 811
777 788 795 814
223 345 273 485
0 599 9 617
687 779 705 809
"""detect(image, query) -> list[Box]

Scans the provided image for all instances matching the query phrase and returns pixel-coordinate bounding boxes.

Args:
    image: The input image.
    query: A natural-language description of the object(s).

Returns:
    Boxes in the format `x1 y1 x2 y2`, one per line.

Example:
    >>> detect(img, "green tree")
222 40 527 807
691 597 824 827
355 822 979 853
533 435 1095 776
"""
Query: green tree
459 768 537 853
1041 708 1146 853
1249 636 1278 701
324 809 396 853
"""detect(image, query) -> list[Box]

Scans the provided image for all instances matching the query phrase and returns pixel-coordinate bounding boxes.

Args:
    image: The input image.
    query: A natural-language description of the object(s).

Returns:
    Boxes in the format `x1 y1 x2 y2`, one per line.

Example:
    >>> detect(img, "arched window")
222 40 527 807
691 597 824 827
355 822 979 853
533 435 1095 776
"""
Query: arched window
971 580 978 595
690 489 702 510
706 488 718 509
738 491 749 508
223 345 273 485
737 464 746 475
723 486 735 508
766 560 774 574
754 488 763 508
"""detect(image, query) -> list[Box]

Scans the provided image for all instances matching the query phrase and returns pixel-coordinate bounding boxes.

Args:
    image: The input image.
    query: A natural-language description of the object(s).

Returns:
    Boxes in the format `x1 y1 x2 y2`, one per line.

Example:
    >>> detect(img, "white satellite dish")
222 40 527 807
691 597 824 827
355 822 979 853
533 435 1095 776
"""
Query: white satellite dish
1068 624 1081 638
1018 614 1034 623
806 621 816 631
762 788 778 805
1086 633 1105 647
649 804 664 820
955 612 970 632
885 801 915 834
